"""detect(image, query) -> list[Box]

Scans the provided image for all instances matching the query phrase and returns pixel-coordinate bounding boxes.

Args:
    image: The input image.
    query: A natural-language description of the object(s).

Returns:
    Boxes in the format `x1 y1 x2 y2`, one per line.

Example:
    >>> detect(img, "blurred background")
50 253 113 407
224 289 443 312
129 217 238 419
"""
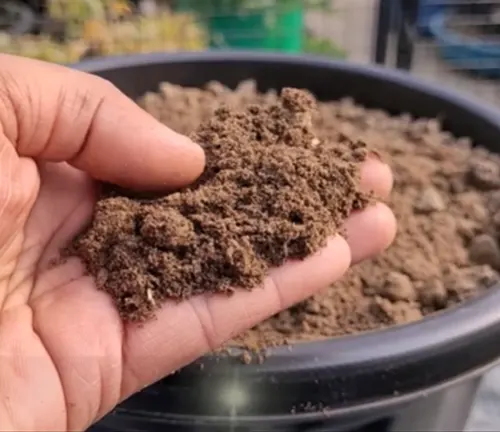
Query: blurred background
1 0 499 429
1 0 499 107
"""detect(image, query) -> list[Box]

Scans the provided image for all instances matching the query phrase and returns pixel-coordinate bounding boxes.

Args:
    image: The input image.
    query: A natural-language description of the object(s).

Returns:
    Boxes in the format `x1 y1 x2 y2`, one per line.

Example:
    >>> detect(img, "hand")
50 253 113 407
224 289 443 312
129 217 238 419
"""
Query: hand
0 54 396 431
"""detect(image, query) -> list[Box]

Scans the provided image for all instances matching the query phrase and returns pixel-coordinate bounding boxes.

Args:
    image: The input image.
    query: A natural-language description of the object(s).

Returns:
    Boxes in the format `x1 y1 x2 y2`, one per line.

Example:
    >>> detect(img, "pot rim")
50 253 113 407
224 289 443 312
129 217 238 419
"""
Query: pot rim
74 52 500 413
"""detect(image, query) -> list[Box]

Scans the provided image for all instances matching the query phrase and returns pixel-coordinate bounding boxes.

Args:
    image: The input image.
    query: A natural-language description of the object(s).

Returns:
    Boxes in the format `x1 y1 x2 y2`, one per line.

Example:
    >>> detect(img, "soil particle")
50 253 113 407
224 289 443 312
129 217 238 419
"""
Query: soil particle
469 158 500 189
487 190 500 214
417 278 447 309
72 86 370 321
414 187 445 213
373 271 416 302
468 234 500 269
493 212 500 231
74 79 500 351
372 296 424 325
445 265 499 304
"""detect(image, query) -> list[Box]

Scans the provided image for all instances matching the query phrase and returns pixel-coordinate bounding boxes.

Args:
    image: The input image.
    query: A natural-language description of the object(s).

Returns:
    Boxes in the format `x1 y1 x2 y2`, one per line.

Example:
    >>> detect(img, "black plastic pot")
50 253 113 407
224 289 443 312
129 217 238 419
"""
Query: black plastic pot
76 52 500 432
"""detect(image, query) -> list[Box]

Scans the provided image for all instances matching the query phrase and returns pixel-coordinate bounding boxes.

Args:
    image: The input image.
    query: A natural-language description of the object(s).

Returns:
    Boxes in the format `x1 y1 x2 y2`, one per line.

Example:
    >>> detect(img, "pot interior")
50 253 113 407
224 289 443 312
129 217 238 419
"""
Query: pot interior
75 52 500 421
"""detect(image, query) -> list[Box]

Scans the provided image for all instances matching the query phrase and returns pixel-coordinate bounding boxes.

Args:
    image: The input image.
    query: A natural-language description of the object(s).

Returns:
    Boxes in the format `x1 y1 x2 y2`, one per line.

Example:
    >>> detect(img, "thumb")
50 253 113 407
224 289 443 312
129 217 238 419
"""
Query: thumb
0 54 205 191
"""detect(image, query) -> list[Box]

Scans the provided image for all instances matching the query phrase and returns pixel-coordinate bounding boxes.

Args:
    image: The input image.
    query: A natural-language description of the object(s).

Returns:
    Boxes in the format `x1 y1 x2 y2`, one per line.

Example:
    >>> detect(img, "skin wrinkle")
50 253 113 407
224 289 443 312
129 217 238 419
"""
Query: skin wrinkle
0 396 15 431
30 284 121 431
31 89 63 160
186 296 220 352
30 307 70 431
119 334 140 404
0 71 21 144
32 201 86 293
0 144 14 225
28 90 61 159
5 242 41 308
0 164 39 308
1 243 23 312
122 332 155 392
23 81 37 155
71 362 101 421
0 64 108 165
43 86 93 162
0 304 67 430
35 263 84 296
67 93 107 168
97 326 123 421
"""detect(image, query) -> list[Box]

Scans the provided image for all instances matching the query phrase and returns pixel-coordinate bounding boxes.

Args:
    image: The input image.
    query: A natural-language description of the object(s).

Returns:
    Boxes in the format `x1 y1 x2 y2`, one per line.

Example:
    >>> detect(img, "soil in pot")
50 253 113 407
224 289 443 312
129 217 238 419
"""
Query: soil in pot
73 79 500 353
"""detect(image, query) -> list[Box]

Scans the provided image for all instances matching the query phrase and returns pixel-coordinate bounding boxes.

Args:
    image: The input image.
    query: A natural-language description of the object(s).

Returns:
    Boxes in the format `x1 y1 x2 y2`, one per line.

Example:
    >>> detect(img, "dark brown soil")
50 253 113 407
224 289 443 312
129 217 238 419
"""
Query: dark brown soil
136 80 500 350
75 79 500 351
72 86 370 321
234 89 500 350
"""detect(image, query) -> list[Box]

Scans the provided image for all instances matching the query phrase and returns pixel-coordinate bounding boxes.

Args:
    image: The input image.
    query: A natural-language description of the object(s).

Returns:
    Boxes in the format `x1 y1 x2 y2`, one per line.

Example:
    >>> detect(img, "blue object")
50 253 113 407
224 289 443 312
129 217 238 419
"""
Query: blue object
429 11 500 78
417 0 448 36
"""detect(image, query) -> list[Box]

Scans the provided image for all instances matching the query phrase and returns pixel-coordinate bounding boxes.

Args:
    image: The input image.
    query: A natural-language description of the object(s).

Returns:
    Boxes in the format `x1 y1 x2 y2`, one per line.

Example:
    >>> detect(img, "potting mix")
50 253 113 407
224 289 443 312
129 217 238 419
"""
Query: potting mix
73 81 500 352
72 87 370 321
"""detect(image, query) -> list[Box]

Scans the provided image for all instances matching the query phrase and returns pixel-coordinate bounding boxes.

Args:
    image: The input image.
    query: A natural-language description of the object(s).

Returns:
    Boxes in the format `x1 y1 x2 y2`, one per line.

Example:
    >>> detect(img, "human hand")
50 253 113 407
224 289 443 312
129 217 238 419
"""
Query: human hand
0 54 396 431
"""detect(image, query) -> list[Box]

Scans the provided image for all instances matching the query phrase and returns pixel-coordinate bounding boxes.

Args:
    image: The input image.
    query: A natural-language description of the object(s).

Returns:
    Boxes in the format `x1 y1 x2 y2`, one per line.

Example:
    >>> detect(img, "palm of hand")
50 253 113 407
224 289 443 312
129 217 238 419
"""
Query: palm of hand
0 157 396 432
0 160 126 431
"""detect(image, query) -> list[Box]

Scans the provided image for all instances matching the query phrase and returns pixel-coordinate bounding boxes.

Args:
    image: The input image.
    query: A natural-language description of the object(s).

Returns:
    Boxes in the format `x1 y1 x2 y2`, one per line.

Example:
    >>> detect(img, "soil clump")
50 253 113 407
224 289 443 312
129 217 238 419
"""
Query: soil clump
73 86 370 321
75 79 500 350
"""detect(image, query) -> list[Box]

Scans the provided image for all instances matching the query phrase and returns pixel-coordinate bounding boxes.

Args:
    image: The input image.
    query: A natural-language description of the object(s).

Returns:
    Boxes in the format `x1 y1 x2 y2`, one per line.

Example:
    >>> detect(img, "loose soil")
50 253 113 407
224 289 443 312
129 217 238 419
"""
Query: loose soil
72 86 370 321
74 79 500 351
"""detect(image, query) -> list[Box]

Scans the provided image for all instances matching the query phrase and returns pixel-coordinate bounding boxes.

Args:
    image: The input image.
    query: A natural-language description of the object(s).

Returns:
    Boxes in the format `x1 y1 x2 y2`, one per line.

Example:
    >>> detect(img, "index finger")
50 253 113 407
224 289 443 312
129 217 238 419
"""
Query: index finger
0 54 205 191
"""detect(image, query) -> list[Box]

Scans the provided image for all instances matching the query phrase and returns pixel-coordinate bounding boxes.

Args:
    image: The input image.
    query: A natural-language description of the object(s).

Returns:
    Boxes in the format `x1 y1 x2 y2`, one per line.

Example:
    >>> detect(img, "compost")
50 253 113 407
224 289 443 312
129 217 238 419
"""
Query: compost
74 79 500 349
72 86 370 321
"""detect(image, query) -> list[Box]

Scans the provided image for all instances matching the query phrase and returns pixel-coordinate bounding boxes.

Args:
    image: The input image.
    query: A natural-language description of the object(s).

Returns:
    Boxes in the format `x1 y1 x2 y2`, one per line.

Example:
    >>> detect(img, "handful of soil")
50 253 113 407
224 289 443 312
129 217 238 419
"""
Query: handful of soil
73 87 370 321
134 79 500 353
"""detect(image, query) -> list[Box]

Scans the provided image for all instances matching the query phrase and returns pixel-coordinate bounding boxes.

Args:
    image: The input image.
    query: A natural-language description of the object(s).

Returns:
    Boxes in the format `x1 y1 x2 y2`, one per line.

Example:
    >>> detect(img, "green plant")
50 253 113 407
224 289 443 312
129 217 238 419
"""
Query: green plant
177 0 331 13
47 0 132 38
82 11 207 57
48 0 106 22
0 9 207 64
48 0 132 21
0 32 88 63
303 34 346 58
